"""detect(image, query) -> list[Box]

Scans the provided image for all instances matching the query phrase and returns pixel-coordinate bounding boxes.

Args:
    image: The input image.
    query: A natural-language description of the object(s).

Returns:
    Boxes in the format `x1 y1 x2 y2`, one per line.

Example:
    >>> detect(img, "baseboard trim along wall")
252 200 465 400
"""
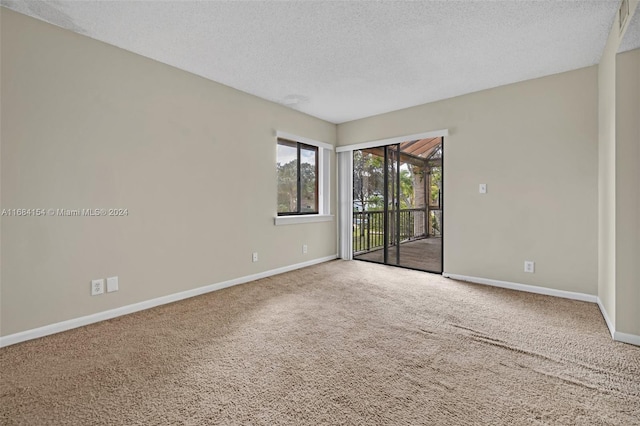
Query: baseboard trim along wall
596 298 640 346
443 273 639 347
613 331 640 346
0 255 338 348
596 297 615 338
442 273 598 302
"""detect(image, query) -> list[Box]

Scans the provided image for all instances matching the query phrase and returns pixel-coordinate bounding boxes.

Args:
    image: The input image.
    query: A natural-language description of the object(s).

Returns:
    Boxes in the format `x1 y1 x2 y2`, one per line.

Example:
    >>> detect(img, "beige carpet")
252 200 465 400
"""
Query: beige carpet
1 260 638 425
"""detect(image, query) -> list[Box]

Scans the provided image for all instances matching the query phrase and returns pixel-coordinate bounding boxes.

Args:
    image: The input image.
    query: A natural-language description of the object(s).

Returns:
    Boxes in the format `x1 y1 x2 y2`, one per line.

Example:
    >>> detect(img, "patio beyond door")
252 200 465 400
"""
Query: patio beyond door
352 138 443 273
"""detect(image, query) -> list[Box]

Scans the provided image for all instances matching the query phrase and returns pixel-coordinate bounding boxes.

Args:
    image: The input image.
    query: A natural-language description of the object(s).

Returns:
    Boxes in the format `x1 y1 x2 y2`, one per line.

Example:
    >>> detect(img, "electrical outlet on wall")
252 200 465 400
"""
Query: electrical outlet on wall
91 279 105 296
524 261 535 273
303 244 308 254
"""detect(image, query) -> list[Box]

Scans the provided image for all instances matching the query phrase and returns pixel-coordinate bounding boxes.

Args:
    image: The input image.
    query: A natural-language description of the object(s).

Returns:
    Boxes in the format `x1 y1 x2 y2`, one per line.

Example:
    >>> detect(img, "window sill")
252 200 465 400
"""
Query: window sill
274 214 334 226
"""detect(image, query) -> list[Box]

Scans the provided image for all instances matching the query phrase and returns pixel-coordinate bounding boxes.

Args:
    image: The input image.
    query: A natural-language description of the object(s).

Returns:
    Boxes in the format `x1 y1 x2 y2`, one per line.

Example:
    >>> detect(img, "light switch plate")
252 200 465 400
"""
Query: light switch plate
479 184 487 194
106 276 119 292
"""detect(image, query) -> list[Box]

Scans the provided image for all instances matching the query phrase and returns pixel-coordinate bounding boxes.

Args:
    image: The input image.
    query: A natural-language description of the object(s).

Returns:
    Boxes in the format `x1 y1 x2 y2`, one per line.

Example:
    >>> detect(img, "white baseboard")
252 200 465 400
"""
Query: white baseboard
596 297 615 338
614 331 640 346
0 255 337 348
596 297 640 346
442 273 639 347
442 273 598 303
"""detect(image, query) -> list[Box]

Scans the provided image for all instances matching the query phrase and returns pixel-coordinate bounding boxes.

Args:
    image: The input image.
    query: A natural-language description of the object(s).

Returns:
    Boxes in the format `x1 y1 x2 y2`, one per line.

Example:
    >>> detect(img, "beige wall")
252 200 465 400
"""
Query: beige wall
598 12 620 327
0 10 337 336
598 0 639 337
615 48 640 336
1 6 634 341
338 67 599 294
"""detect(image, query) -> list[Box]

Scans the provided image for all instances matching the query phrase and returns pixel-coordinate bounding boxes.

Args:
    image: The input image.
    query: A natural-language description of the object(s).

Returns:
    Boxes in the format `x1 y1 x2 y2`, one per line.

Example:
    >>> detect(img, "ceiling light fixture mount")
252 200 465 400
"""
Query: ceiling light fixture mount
280 94 309 108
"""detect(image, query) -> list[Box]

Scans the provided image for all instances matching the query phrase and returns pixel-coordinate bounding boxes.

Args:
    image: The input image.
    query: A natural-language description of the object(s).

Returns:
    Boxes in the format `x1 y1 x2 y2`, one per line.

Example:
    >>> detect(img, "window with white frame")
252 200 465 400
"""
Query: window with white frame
275 131 333 225
277 139 318 215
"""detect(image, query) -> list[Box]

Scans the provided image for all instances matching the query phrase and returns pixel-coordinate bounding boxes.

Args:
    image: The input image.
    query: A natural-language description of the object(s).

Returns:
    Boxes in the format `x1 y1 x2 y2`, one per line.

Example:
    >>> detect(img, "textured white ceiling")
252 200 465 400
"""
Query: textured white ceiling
1 1 621 124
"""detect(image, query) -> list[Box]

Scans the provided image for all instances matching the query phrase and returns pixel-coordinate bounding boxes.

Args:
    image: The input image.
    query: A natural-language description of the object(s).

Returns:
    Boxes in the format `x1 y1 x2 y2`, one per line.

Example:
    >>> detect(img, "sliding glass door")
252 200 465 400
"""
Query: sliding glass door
385 144 400 265
352 138 443 273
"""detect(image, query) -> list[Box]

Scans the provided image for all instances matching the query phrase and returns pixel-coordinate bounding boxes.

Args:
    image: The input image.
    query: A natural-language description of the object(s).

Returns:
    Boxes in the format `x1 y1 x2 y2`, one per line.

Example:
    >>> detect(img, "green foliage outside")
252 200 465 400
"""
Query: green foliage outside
354 151 441 211
352 150 443 249
430 167 441 205
277 160 316 213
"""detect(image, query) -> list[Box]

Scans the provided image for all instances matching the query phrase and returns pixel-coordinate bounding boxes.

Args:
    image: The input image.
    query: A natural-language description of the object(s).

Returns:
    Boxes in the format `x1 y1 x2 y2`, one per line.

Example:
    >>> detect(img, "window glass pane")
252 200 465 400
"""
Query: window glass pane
277 141 297 213
300 145 317 213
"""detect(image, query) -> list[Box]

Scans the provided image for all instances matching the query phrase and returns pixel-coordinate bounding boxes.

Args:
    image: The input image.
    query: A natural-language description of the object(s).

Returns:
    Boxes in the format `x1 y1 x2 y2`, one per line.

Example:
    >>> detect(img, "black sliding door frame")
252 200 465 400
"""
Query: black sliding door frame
382 144 403 265
353 138 444 275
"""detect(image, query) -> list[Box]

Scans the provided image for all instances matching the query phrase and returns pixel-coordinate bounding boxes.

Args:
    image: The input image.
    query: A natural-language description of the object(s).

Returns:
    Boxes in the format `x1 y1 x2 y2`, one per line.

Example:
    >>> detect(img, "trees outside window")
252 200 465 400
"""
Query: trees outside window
353 150 384 212
277 140 318 215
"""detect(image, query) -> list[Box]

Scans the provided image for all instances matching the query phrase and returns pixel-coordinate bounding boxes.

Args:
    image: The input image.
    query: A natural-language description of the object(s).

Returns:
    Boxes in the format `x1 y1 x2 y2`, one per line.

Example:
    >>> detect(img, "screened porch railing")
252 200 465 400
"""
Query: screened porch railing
352 208 427 254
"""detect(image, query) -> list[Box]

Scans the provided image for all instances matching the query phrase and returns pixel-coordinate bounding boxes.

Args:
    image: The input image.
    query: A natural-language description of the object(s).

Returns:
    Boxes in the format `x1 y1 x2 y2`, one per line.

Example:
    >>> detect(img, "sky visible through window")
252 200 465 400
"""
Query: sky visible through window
277 143 315 166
